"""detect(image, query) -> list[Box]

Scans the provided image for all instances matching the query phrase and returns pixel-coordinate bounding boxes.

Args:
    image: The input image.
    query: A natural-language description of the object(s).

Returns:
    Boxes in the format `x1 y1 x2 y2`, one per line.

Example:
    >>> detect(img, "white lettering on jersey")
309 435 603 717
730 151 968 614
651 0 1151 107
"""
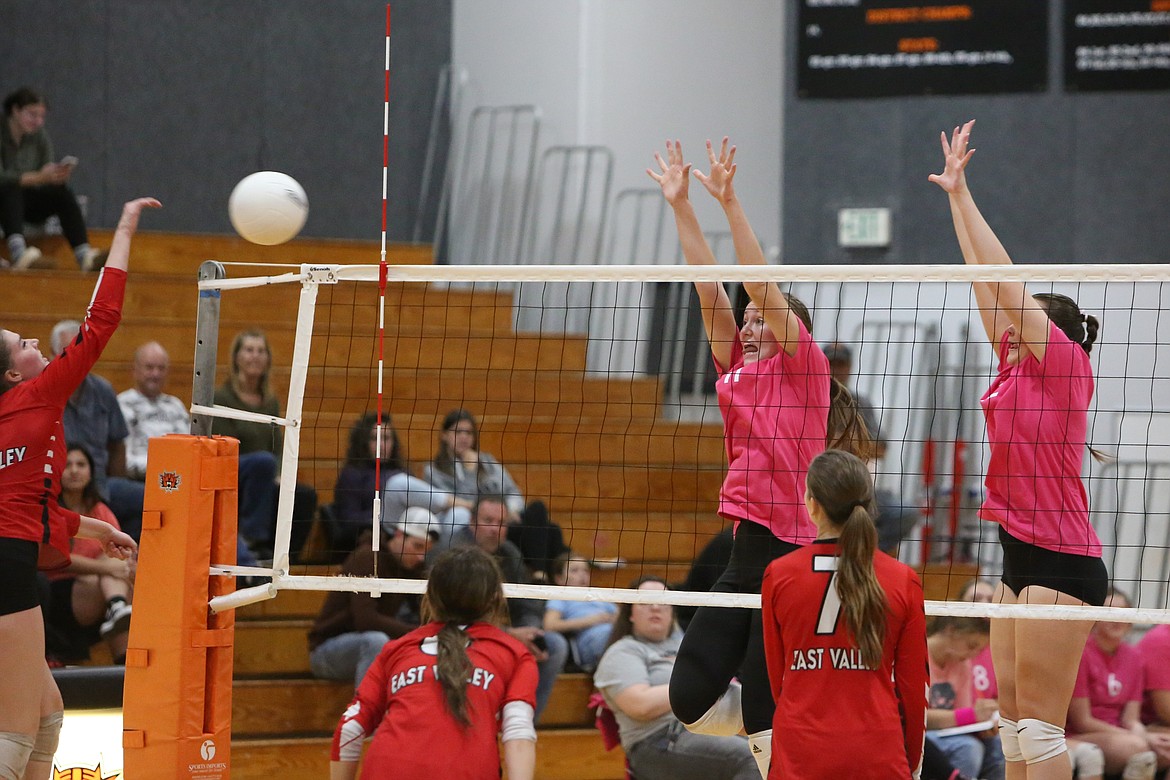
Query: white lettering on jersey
790 647 824 671
391 664 428 694
1107 672 1123 698
0 446 27 469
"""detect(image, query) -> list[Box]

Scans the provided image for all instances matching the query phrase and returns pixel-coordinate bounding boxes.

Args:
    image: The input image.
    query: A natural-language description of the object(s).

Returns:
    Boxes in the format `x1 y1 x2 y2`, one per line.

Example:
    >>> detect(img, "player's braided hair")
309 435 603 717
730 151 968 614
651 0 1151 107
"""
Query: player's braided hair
805 449 887 670
421 546 508 728
1033 292 1100 354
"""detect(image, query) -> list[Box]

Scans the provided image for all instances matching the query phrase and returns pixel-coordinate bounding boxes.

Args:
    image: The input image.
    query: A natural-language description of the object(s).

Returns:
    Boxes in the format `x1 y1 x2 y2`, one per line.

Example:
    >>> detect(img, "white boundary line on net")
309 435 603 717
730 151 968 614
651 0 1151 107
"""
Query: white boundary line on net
196 262 1170 290
206 567 1170 624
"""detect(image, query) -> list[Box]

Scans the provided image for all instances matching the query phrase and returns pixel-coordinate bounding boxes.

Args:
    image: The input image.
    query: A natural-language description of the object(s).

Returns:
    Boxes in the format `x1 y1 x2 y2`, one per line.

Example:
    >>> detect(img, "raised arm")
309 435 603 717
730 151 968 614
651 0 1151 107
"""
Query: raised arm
105 198 162 274
648 140 737 369
929 122 1051 359
697 138 802 356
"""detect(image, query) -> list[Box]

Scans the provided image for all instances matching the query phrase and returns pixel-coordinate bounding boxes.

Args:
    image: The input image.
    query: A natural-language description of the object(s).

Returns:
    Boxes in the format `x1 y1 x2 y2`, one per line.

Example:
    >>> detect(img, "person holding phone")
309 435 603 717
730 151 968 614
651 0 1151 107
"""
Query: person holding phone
1 87 107 271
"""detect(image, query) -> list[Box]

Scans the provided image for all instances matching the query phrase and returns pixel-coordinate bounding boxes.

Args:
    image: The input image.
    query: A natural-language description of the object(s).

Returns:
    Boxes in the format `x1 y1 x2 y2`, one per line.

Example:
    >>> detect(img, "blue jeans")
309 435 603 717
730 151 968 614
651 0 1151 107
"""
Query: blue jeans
927 732 1005 780
106 476 145 542
238 451 278 545
572 622 612 671
310 631 391 688
533 629 569 721
627 721 757 780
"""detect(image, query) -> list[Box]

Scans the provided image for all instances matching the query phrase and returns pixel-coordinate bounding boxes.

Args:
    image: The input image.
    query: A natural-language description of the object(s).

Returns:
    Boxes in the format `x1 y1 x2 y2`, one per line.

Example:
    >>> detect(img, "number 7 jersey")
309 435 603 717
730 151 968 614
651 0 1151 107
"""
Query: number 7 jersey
761 539 928 779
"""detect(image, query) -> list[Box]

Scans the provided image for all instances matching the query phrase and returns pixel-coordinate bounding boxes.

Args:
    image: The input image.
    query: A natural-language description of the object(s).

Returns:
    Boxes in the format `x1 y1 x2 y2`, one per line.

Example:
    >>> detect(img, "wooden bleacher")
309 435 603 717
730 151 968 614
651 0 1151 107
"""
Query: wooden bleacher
11 231 977 779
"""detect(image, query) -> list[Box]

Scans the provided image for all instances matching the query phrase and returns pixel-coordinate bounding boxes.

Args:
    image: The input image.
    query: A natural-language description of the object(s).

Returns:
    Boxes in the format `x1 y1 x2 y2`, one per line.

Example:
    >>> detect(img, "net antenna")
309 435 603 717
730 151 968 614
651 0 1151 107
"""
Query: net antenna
194 261 1170 628
372 1 392 578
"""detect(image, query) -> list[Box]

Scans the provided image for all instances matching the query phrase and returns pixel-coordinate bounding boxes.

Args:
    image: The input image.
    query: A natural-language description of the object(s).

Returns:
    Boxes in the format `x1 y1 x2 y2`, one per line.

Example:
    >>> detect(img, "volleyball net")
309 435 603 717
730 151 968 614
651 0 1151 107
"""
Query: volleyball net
189 260 1170 625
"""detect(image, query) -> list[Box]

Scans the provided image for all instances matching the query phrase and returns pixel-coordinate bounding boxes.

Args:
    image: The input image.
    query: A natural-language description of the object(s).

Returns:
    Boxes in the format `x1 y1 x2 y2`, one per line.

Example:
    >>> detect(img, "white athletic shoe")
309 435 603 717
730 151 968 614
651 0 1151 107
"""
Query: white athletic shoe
100 599 132 638
13 246 51 270
79 247 109 272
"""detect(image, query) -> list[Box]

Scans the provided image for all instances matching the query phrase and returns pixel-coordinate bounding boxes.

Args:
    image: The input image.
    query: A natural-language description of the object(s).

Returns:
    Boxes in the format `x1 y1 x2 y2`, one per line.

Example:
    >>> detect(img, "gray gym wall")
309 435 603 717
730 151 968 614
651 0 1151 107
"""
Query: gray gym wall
0 0 451 241
782 1 1170 265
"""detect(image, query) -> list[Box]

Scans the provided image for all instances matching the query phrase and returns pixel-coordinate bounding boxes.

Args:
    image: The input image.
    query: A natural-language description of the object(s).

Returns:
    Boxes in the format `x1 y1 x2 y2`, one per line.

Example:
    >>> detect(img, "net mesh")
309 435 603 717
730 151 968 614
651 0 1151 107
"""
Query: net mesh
198 262 1170 624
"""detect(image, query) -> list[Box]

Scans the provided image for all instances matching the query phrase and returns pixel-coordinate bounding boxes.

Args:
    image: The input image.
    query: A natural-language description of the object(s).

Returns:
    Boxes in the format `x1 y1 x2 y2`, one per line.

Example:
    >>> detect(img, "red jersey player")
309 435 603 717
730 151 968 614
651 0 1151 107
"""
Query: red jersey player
762 450 928 779
330 546 538 780
0 197 156 780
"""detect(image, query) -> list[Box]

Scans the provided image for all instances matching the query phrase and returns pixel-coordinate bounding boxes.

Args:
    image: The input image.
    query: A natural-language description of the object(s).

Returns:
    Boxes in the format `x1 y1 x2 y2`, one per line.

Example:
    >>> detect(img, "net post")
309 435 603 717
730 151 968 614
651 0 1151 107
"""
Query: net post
123 434 239 780
191 260 226 436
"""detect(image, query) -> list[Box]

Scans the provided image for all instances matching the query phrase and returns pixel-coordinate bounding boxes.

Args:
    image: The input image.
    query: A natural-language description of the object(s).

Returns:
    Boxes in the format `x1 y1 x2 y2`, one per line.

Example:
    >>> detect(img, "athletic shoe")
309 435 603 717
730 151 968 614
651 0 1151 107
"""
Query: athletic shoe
100 599 132 638
13 246 52 270
79 247 109 272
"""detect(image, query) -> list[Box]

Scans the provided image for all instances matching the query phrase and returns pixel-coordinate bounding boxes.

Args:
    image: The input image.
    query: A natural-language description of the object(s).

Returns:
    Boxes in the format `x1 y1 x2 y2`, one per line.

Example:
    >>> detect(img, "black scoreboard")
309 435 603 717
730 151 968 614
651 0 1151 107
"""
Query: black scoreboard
797 0 1049 98
1065 0 1170 91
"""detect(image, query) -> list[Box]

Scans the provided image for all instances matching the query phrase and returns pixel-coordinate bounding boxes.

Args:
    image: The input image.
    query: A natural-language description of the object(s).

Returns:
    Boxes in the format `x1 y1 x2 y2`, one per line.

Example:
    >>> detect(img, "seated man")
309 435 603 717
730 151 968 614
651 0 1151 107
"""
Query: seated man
53 319 145 541
453 494 568 721
307 507 438 688
117 341 189 479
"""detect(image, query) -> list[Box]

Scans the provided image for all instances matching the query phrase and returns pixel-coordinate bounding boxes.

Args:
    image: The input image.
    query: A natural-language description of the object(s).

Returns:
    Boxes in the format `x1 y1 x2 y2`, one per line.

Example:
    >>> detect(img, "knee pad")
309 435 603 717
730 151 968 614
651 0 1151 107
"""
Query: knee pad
747 729 771 779
1122 750 1157 780
683 680 743 737
1069 741 1104 778
1016 718 1066 765
998 717 1023 763
30 711 63 763
0 732 35 780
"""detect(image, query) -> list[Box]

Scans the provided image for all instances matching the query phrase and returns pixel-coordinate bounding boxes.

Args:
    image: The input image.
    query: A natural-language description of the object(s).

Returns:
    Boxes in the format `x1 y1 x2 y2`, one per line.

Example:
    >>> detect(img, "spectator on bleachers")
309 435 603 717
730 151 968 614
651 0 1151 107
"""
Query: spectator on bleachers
1067 588 1169 779
53 319 145 542
593 576 756 780
1138 622 1170 729
543 551 615 672
117 341 188 479
426 408 567 580
46 444 134 664
211 328 316 563
823 341 919 555
453 494 568 720
1 87 107 271
925 615 1004 780
307 508 438 688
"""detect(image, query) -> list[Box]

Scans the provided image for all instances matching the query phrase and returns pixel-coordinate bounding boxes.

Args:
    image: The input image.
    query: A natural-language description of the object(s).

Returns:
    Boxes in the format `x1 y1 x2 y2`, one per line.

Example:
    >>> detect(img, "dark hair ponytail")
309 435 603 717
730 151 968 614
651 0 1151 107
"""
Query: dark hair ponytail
421 546 507 728
805 449 887 670
827 378 875 459
1032 292 1099 355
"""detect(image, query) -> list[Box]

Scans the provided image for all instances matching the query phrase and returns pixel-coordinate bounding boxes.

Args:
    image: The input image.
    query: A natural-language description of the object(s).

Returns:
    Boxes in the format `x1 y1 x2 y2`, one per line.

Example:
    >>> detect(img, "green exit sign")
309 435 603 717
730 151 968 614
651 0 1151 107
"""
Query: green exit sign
838 207 891 248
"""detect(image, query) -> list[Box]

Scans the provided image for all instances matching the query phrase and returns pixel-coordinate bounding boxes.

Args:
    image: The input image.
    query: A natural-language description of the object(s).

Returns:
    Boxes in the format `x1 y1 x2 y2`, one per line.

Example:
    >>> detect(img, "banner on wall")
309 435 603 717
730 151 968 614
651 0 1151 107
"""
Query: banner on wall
797 0 1050 98
1064 0 1170 91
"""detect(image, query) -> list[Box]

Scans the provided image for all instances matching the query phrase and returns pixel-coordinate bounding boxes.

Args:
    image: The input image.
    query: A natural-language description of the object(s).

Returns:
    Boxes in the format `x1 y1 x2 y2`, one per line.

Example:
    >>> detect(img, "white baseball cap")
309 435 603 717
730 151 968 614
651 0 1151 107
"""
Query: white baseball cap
396 506 441 542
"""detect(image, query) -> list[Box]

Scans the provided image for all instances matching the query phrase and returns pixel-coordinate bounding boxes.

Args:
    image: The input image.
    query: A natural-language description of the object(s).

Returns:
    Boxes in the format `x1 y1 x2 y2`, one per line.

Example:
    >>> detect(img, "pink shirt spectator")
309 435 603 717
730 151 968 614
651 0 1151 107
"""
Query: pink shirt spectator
979 322 1100 557
928 655 974 712
970 646 998 701
715 321 828 545
1071 638 1145 730
1138 624 1170 725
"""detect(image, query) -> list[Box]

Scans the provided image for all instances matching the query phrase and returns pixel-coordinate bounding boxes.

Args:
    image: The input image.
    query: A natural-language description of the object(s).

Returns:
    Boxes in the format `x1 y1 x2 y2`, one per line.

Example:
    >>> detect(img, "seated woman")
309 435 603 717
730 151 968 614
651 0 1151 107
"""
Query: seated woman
593 576 756 780
1067 587 1170 780
211 329 316 564
333 412 406 553
424 408 565 579
45 445 134 664
1 87 107 271
924 616 1004 780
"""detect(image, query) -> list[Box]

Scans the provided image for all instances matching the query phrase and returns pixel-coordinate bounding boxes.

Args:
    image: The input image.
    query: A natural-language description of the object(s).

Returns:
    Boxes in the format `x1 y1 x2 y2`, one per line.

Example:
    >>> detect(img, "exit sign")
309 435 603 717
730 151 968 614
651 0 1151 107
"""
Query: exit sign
838 207 891 248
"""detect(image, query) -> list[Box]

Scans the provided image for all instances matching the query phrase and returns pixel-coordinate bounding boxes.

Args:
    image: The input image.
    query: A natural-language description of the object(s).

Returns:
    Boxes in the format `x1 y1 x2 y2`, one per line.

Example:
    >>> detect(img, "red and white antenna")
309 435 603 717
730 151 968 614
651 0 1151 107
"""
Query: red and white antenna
372 3 392 569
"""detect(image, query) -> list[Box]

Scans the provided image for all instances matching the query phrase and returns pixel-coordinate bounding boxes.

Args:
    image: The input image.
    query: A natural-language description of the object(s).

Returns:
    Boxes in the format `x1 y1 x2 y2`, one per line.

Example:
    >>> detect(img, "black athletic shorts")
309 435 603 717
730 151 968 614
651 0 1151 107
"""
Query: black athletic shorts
715 520 802 595
999 526 1108 607
0 537 41 616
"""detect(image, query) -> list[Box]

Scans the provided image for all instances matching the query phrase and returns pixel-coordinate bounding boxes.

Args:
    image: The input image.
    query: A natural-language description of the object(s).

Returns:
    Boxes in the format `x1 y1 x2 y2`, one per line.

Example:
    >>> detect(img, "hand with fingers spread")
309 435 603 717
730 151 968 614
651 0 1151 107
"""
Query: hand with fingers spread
928 119 976 194
694 136 738 205
646 139 692 206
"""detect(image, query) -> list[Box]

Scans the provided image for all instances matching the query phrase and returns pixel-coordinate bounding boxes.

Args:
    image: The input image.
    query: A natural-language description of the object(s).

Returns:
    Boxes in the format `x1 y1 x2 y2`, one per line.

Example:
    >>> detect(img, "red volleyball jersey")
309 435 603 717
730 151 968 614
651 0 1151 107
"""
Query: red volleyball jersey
762 540 928 779
0 268 125 569
332 621 538 780
715 322 829 545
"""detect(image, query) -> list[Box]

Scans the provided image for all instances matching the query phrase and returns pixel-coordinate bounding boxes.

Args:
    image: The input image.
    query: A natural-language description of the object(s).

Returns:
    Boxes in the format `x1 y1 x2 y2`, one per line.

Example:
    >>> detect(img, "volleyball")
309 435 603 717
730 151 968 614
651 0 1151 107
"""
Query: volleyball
228 171 309 245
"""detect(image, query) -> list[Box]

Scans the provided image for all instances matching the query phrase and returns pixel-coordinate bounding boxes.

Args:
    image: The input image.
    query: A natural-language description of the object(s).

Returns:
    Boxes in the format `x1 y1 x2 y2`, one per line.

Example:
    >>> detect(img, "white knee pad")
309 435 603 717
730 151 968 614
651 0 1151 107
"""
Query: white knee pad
0 732 35 780
1016 718 1067 765
999 716 1023 763
747 729 771 779
684 680 743 736
29 711 63 763
1069 741 1104 778
1121 750 1157 780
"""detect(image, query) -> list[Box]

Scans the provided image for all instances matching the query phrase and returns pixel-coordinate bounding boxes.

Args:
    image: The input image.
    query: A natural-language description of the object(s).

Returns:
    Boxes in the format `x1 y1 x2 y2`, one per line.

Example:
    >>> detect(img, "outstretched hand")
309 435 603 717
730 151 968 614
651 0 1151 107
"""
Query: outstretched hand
928 120 975 194
647 140 691 205
694 137 737 205
117 197 163 233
